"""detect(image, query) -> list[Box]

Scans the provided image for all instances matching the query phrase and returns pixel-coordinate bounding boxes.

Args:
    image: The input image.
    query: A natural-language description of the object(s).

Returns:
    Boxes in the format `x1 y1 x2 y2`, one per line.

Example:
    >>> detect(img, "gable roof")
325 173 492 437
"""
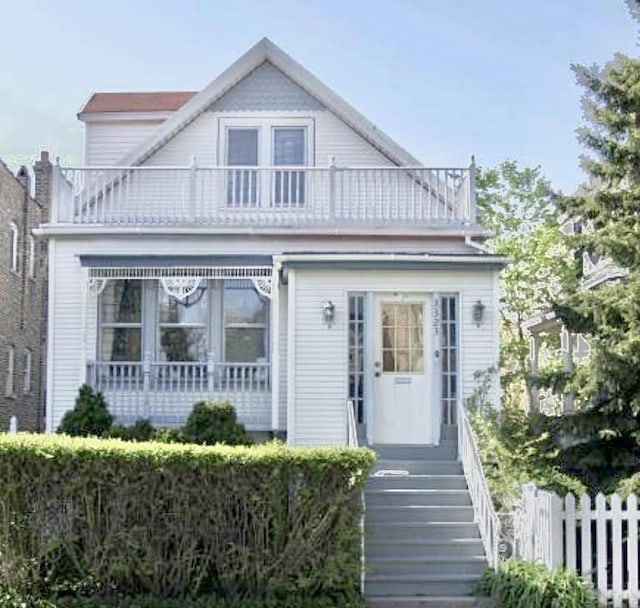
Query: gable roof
80 91 197 114
118 37 422 167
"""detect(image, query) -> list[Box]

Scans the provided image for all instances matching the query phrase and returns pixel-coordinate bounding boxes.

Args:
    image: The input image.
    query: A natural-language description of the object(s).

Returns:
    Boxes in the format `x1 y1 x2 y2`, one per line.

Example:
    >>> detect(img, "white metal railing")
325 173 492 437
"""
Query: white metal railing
51 162 477 228
457 399 501 569
86 360 271 429
347 399 358 447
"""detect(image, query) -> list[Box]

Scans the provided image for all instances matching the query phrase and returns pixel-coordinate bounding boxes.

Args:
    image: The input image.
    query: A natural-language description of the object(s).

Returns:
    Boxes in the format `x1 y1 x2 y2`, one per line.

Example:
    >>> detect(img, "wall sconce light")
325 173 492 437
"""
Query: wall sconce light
322 300 336 327
473 300 486 327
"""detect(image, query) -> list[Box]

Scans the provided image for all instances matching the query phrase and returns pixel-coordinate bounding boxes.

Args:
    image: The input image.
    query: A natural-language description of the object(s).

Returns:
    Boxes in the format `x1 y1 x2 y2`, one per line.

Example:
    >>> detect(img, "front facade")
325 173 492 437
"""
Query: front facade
40 39 504 446
0 157 49 430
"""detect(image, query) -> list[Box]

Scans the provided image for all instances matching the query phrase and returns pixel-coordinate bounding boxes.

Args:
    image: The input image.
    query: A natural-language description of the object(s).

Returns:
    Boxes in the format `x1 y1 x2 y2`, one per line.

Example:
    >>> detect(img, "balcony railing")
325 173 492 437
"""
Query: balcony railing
51 163 476 228
86 360 271 429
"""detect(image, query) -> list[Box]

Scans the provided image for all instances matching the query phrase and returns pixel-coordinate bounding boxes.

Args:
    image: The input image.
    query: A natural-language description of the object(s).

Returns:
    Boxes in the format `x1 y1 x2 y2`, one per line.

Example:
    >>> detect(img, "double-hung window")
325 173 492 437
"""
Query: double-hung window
23 350 32 394
100 280 143 362
5 346 14 397
9 223 19 274
28 236 36 279
157 284 208 363
223 280 268 363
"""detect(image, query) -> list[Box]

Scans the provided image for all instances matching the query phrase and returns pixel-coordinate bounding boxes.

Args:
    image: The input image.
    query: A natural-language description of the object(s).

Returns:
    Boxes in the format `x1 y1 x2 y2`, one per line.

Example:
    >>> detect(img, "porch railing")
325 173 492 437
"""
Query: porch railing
52 162 477 228
86 360 270 429
457 399 501 569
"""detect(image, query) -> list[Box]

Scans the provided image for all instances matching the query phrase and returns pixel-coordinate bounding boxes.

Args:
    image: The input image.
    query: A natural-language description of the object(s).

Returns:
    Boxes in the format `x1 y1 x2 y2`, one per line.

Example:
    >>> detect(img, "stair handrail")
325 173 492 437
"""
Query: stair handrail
347 400 358 448
457 399 501 569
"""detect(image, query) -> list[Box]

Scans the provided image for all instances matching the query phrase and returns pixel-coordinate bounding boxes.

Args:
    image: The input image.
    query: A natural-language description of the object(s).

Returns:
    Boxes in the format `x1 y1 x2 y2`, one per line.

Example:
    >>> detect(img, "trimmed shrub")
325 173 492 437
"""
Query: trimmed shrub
183 400 253 446
0 434 375 599
476 559 598 608
107 419 155 442
0 588 366 608
57 385 113 437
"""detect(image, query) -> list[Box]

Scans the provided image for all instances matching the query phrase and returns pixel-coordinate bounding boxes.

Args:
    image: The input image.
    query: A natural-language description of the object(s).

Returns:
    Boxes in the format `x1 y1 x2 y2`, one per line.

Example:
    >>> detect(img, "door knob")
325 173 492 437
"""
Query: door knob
374 371 381 378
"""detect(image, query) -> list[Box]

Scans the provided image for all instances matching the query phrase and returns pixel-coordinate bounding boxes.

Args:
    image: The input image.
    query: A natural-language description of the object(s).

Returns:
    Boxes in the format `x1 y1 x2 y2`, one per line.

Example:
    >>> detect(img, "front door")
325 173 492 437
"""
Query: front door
373 295 433 444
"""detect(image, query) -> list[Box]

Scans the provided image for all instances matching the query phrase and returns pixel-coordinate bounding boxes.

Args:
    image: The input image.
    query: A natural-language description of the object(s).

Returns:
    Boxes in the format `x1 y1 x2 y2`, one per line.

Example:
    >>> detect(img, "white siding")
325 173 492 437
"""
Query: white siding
47 241 86 431
289 268 499 446
85 121 165 166
278 284 288 430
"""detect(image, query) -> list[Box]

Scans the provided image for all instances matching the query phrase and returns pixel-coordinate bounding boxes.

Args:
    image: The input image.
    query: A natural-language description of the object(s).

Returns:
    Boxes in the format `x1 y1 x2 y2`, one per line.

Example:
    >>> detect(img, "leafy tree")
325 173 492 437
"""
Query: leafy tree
476 161 578 410
552 3 640 487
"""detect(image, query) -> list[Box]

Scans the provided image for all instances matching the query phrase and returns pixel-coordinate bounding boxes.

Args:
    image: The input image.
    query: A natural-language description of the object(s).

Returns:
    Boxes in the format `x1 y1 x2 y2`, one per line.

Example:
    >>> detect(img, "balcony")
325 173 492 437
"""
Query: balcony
51 163 477 229
87 361 271 430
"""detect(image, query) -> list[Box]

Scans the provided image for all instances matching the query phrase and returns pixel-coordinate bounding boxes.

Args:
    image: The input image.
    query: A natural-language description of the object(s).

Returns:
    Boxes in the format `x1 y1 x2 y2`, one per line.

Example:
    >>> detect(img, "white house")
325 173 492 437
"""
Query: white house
38 38 505 447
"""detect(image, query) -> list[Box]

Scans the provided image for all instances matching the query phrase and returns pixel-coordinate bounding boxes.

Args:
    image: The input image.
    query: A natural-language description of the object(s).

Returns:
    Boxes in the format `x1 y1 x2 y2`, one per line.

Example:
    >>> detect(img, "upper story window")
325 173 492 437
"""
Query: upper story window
9 223 19 274
222 118 312 208
28 236 36 279
23 350 32 394
5 346 14 397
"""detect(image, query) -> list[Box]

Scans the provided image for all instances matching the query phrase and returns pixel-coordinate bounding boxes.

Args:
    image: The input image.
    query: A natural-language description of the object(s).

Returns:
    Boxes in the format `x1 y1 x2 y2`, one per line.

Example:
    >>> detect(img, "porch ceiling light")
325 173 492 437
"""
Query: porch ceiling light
473 300 486 327
322 300 336 327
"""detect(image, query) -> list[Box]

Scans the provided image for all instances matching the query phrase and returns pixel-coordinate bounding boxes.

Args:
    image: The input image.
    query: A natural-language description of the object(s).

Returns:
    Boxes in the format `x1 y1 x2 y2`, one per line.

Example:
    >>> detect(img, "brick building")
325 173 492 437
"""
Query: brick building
0 152 51 430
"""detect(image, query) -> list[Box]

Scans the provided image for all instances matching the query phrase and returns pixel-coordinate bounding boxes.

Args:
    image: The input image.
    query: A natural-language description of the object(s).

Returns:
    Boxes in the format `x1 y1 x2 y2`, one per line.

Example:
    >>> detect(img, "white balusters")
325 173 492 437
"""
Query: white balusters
56 165 475 228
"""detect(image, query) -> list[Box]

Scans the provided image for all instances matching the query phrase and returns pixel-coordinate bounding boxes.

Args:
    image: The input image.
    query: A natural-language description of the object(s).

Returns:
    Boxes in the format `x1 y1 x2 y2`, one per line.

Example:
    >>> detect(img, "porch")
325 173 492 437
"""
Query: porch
50 163 477 229
87 360 271 429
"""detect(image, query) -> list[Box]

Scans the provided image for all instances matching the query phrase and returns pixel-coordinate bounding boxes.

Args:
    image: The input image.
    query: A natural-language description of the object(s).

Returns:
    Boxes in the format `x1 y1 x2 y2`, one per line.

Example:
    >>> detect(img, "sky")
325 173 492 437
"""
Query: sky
0 0 637 195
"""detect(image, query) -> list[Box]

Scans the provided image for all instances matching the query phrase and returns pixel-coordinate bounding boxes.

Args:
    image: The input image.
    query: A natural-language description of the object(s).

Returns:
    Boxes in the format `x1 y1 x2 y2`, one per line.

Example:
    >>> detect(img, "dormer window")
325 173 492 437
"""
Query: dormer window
221 118 312 209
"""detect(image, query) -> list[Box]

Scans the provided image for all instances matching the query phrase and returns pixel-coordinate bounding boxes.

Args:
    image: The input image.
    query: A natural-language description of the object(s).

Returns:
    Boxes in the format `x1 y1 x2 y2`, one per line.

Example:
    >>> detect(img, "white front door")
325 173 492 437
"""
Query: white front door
373 294 434 445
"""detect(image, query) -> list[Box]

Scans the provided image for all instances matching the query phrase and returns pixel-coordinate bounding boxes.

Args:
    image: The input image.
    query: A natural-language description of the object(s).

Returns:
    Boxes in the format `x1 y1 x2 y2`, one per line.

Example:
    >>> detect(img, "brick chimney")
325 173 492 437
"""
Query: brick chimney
33 151 52 221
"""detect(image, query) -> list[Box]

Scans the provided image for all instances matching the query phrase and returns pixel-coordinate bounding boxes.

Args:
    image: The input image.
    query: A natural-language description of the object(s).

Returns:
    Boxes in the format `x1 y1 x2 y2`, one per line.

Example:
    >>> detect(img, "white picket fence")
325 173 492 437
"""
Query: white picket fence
515 484 640 607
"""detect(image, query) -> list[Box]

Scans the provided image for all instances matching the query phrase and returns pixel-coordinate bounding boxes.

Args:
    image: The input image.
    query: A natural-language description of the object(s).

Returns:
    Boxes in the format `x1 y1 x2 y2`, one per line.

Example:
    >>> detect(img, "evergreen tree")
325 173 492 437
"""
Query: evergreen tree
554 3 640 487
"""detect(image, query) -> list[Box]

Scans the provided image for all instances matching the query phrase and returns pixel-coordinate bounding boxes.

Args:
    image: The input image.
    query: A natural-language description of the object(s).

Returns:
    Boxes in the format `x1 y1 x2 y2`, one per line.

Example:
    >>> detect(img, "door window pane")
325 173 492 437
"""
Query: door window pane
381 303 424 373
227 128 258 206
273 127 305 207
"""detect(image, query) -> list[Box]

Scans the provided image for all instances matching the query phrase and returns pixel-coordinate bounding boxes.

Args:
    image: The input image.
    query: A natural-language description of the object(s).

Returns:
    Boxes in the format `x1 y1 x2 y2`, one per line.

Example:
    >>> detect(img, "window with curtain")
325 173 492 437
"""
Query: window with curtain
223 281 268 362
226 128 259 206
157 283 208 362
273 127 305 206
100 280 142 362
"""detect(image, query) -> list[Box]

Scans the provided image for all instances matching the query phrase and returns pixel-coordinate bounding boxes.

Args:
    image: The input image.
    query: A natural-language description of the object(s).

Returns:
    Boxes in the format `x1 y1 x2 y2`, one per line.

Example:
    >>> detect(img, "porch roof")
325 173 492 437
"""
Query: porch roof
78 254 272 268
276 252 508 272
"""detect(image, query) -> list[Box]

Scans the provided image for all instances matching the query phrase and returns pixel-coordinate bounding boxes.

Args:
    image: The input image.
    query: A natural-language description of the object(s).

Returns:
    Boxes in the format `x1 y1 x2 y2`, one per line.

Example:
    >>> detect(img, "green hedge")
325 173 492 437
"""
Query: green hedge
0 588 366 608
476 559 598 608
0 434 375 599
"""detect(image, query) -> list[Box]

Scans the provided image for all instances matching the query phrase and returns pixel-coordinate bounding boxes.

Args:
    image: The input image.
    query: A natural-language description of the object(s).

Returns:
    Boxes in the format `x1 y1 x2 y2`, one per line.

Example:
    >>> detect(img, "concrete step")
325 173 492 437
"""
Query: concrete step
367 556 487 577
374 444 458 461
373 460 463 476
366 489 472 507
366 521 481 541
366 505 475 524
366 537 485 559
366 596 490 608
365 574 481 597
367 474 467 491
